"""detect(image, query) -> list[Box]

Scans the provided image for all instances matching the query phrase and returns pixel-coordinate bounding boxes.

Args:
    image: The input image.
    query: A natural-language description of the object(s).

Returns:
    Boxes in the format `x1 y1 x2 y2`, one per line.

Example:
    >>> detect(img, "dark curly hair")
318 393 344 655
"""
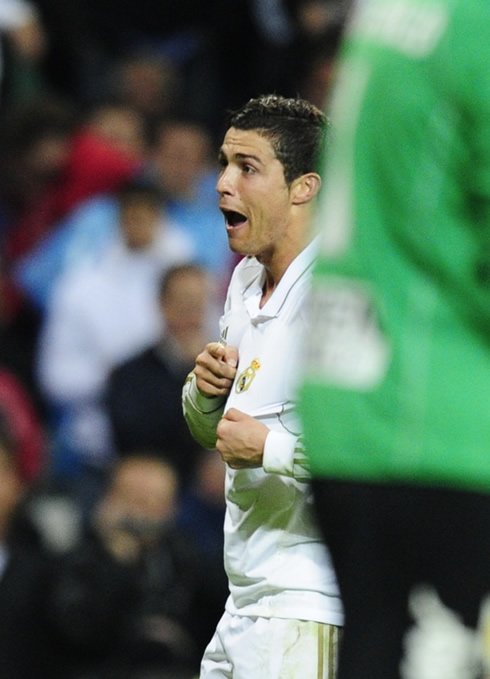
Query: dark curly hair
225 94 329 185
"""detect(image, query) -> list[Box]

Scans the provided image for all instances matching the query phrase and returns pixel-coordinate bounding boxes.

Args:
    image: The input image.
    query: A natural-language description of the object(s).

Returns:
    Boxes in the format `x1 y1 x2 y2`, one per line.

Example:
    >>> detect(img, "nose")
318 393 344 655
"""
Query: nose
216 166 235 196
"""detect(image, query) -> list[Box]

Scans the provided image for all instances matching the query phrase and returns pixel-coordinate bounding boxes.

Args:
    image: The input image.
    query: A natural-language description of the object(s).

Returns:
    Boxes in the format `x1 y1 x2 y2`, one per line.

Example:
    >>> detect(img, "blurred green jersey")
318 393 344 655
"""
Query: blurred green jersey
300 0 490 492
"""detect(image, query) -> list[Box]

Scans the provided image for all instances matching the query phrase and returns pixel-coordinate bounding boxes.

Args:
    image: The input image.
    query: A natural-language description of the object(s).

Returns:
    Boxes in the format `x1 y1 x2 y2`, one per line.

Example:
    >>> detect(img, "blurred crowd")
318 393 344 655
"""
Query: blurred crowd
0 1 347 677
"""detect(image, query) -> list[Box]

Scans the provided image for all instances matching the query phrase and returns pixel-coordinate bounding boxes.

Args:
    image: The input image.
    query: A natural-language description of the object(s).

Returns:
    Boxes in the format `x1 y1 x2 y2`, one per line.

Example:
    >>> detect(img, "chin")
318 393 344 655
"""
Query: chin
228 238 245 255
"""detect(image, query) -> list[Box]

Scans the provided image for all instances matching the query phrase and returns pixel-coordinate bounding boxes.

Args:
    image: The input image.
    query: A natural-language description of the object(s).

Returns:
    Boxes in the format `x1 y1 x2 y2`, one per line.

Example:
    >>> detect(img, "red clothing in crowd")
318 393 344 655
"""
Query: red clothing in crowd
0 368 46 482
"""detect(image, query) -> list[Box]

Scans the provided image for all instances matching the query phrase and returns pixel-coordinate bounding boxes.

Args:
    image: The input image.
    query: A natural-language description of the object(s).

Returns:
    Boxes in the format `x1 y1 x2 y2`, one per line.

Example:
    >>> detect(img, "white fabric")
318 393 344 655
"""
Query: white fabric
39 220 194 400
0 0 36 28
201 609 340 679
38 220 195 463
183 238 343 627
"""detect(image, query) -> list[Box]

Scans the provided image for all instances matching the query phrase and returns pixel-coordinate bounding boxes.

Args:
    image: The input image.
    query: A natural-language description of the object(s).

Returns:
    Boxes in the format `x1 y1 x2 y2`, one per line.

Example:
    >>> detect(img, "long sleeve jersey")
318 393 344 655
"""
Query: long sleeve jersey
183 239 342 626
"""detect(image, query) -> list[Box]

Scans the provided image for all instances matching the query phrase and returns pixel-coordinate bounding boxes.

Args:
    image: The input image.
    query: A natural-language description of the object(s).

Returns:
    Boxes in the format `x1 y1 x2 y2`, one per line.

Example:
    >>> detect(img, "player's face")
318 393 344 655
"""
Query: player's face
217 128 293 262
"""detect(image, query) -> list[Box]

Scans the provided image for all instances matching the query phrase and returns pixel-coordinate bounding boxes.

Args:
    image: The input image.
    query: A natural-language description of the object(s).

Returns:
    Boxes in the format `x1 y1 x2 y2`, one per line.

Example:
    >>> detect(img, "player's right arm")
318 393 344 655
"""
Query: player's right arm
182 342 238 450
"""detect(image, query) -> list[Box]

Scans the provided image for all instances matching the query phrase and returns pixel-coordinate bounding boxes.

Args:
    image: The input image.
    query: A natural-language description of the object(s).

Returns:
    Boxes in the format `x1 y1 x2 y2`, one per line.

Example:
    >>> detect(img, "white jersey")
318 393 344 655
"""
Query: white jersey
183 239 343 626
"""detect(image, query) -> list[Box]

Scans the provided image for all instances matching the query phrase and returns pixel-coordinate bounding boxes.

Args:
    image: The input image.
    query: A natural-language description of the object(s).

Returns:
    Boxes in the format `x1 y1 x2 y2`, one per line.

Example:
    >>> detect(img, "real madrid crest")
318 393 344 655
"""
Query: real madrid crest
235 358 261 394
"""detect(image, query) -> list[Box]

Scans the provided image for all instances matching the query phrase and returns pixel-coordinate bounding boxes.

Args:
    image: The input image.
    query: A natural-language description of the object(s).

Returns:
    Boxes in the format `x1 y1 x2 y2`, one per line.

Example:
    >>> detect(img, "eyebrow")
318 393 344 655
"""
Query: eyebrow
218 150 264 166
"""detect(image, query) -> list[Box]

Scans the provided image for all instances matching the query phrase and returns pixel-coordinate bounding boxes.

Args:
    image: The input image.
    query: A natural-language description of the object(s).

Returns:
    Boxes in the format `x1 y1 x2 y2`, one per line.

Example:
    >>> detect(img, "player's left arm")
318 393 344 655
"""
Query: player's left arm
216 408 310 480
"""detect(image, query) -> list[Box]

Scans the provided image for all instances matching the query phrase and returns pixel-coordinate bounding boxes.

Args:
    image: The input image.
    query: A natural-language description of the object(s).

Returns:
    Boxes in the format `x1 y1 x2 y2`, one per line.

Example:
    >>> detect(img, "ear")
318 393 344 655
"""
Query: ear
291 173 322 205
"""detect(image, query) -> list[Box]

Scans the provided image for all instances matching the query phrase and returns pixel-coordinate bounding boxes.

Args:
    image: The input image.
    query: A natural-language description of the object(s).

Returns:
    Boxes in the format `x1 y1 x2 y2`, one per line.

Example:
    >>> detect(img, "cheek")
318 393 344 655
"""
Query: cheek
255 195 288 233
251 193 276 226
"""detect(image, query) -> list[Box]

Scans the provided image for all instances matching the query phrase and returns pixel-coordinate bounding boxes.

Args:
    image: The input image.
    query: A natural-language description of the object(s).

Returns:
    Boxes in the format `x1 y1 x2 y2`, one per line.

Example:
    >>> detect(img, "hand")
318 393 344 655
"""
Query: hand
95 500 145 563
216 408 269 469
194 342 238 397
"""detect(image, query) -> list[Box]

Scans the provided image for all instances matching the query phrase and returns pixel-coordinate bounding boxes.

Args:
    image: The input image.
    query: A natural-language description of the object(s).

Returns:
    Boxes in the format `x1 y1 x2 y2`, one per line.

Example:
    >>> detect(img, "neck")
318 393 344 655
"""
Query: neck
259 231 313 308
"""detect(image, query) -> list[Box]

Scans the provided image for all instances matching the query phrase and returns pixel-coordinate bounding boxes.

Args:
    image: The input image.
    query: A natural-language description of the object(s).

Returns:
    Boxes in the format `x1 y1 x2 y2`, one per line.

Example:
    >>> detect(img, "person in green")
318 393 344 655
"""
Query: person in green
299 1 490 678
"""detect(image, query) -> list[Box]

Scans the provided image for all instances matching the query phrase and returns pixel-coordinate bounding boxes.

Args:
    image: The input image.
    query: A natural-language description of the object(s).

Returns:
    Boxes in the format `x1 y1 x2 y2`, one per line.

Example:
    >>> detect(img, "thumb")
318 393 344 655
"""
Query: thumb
223 407 244 422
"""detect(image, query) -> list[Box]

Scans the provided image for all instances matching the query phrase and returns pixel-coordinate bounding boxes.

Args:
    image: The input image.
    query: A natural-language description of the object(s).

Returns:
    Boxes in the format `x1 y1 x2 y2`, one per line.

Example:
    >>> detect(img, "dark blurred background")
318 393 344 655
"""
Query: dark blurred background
0 2 349 677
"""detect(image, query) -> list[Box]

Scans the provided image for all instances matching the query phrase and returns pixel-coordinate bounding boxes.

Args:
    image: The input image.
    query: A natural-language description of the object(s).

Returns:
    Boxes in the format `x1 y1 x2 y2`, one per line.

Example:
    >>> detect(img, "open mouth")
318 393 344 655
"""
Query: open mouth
222 209 248 228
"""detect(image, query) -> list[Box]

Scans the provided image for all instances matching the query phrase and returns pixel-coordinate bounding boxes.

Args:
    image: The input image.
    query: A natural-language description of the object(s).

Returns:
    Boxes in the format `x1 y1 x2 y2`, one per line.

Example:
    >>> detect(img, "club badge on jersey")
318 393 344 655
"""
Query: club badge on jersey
235 358 261 394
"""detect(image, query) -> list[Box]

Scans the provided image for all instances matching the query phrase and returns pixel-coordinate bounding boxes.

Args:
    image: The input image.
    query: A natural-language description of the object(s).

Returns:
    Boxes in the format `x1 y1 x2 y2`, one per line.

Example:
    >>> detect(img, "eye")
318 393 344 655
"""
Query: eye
242 163 256 175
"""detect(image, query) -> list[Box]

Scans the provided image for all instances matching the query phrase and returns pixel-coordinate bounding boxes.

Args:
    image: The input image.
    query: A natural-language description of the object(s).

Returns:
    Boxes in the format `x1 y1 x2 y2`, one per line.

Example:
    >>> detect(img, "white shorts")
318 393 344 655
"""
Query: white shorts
200 611 341 679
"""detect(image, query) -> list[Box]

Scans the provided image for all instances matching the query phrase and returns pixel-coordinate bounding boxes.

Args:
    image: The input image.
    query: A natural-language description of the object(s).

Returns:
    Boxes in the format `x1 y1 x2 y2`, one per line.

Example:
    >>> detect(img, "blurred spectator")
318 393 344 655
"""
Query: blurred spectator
28 0 103 103
0 0 47 105
36 177 196 509
0 97 146 327
291 4 345 107
47 452 210 679
204 0 269 118
0 97 147 419
0 364 46 483
2 97 146 271
63 99 147 195
109 50 182 140
176 448 228 637
297 21 344 109
207 0 346 119
11 111 233 316
250 0 346 107
0 416 55 679
148 117 234 293
106 263 218 488
0 94 75 238
151 119 217 207
24 1 349 135
0 252 45 410
31 0 217 126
